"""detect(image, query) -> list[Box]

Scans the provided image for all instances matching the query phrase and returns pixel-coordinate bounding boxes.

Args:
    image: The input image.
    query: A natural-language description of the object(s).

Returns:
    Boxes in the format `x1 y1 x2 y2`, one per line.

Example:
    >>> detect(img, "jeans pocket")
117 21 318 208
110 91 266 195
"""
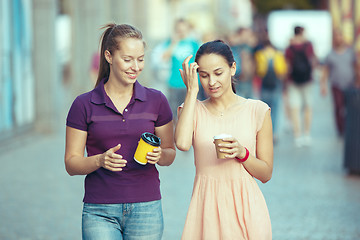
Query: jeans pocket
122 200 164 240
82 203 122 239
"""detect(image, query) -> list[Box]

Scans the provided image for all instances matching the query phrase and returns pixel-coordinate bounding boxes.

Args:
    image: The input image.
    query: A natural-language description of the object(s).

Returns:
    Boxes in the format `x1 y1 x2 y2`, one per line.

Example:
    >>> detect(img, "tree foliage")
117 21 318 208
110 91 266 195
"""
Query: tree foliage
253 0 315 15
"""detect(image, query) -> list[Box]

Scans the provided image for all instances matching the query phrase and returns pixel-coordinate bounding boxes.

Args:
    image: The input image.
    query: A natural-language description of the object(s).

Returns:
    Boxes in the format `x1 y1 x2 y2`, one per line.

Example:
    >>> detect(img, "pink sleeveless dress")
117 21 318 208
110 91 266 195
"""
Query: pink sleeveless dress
181 99 272 240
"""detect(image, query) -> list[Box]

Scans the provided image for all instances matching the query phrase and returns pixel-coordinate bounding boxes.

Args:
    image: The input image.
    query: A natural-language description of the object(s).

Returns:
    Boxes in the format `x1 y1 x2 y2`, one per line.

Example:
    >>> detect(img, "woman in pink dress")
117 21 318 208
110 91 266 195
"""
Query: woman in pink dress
175 40 273 240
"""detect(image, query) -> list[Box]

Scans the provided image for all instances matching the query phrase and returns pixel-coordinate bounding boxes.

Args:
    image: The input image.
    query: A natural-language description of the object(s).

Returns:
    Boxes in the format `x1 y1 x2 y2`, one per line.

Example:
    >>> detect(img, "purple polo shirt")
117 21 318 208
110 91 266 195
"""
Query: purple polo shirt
66 79 172 204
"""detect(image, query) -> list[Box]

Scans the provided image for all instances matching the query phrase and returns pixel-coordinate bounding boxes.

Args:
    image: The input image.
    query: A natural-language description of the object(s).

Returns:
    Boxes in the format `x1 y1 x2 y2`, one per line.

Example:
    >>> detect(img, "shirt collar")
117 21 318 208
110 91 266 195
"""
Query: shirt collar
91 78 147 105
133 80 147 101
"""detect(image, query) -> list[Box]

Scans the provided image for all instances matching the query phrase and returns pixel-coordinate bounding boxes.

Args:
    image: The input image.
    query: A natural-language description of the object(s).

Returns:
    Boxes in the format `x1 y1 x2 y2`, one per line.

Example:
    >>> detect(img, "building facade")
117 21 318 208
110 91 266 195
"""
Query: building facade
0 0 253 144
0 0 35 139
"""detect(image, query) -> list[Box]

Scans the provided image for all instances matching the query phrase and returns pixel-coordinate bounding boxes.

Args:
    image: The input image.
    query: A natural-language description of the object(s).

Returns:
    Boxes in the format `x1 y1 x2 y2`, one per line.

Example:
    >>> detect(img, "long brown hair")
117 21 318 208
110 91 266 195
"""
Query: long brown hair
95 23 145 87
195 40 237 93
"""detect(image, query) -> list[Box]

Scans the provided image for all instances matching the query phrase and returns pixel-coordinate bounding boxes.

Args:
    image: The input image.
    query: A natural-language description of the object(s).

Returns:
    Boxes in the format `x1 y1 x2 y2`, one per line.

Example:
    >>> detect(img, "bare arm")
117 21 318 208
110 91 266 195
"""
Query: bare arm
219 110 273 183
354 56 359 87
64 126 127 176
174 55 199 151
245 110 274 183
320 65 329 96
147 121 176 166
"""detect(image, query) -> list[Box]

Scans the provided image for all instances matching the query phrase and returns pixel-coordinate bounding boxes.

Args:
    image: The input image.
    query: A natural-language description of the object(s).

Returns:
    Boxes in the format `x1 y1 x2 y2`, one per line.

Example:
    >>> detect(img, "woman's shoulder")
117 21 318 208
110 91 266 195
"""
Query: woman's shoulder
67 90 96 119
244 99 270 131
244 98 270 111
196 99 212 111
178 99 204 110
72 89 94 104
143 86 168 101
143 85 163 95
197 98 207 105
246 98 264 104
78 89 94 98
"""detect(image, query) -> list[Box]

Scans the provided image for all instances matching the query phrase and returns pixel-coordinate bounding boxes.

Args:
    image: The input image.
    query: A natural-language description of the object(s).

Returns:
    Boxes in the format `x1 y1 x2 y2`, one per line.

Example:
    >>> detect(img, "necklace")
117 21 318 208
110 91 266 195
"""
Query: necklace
212 110 224 117
209 97 243 117
212 106 225 117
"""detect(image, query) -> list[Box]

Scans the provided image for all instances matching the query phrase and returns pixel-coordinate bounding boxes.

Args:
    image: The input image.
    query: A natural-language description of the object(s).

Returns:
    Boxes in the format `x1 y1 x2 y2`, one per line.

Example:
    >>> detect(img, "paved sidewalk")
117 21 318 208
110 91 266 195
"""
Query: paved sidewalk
1 82 360 239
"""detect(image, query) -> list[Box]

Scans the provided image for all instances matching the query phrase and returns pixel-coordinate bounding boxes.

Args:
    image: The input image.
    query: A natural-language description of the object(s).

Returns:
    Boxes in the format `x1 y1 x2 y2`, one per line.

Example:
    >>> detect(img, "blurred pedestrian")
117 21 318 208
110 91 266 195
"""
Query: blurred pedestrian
64 23 176 240
255 39 287 141
175 40 273 239
320 29 357 137
285 26 318 147
227 30 243 89
149 39 171 95
89 51 100 85
344 81 360 174
230 27 257 99
162 18 201 117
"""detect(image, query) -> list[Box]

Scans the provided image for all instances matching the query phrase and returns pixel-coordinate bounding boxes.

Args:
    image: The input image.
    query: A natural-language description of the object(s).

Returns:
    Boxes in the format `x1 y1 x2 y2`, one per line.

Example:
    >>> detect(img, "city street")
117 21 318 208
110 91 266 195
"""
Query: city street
1 82 360 240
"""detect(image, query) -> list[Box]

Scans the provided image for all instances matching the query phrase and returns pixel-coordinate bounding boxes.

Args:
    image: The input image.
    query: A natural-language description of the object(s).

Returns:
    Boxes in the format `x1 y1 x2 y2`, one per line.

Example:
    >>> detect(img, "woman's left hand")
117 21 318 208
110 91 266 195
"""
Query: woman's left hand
147 147 162 164
217 137 247 159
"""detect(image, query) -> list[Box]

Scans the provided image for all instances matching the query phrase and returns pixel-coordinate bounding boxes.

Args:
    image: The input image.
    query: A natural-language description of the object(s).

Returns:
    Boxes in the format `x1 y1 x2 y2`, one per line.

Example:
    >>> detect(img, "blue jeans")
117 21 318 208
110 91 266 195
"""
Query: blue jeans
82 200 164 240
261 86 281 134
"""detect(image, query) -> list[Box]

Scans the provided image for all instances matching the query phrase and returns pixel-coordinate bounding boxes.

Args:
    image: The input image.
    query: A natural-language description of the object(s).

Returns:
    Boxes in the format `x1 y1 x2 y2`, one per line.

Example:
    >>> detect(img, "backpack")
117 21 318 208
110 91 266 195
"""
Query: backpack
290 43 312 85
262 57 278 90
255 49 284 90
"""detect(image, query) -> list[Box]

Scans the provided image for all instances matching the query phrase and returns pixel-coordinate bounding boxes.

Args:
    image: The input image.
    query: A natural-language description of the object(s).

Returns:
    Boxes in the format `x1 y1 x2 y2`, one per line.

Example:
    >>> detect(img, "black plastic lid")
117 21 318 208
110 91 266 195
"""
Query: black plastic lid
141 132 161 146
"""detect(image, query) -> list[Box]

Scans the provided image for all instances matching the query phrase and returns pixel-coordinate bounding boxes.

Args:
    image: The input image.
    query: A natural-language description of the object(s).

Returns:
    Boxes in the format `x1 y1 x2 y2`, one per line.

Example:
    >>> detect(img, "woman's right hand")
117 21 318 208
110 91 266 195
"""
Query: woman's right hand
179 55 199 93
96 144 127 171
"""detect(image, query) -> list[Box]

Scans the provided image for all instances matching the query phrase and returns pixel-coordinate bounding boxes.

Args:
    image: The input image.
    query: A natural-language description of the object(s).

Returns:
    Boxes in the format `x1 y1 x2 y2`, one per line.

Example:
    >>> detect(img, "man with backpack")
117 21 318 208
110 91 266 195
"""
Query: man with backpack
285 26 317 147
255 39 287 142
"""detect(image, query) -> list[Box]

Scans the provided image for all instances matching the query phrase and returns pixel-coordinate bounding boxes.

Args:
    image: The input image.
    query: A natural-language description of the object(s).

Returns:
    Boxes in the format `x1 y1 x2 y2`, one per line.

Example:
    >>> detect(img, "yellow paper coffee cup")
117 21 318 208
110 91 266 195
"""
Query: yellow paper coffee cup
134 132 161 165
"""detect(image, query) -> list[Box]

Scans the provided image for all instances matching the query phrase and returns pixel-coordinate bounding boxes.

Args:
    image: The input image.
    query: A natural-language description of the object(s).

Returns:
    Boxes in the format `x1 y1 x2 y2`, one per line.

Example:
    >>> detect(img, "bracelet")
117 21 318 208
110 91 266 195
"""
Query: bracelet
235 147 249 163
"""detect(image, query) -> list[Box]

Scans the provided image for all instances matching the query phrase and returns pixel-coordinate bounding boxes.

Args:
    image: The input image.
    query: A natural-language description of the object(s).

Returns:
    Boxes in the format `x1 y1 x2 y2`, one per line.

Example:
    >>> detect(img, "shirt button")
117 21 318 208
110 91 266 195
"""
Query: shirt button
122 119 125 122
125 109 128 112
